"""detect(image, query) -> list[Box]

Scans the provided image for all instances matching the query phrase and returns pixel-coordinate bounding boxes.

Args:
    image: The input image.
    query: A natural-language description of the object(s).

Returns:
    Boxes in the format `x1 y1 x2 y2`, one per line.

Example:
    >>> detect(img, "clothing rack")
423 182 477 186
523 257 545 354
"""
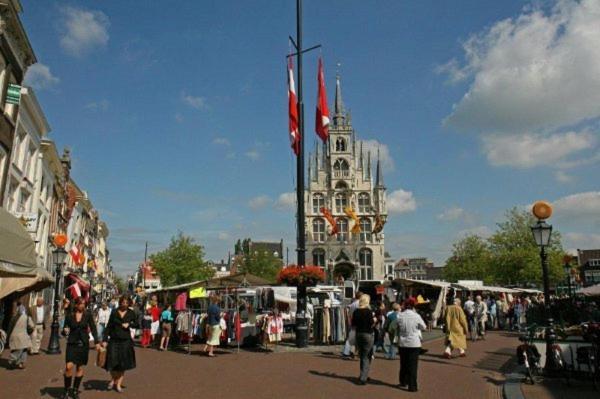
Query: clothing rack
312 305 347 344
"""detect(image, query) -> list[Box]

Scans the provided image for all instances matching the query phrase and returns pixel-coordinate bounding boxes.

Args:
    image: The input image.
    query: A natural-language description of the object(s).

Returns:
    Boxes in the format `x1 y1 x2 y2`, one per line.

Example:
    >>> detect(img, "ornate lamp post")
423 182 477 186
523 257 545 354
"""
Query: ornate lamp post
530 201 559 372
47 234 68 355
563 255 573 299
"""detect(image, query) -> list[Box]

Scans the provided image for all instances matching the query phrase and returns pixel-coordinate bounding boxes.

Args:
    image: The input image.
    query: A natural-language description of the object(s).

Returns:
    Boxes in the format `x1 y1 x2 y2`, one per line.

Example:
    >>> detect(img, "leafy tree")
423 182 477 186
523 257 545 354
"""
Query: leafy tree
113 275 127 295
488 208 564 285
443 235 493 283
444 208 566 286
239 250 283 282
150 232 214 286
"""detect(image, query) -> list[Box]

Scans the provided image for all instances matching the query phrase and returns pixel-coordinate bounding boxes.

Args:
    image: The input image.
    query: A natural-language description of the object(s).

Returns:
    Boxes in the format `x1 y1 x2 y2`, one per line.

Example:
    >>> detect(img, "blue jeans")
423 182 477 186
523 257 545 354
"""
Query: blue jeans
385 341 397 359
97 323 106 341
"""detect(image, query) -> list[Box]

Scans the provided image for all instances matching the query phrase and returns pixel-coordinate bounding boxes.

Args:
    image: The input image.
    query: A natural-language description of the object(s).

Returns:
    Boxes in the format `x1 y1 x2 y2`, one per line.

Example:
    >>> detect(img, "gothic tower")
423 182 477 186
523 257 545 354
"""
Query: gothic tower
305 75 387 282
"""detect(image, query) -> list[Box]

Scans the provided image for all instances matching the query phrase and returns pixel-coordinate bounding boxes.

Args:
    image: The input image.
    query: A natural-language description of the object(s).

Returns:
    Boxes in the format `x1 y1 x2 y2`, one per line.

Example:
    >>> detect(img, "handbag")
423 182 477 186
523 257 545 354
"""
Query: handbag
96 347 106 368
26 316 34 335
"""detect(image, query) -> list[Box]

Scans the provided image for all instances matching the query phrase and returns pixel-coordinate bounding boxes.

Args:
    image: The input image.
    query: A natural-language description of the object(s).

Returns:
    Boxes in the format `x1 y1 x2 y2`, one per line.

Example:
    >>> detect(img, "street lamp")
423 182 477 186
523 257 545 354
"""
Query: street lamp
530 201 559 372
47 234 68 355
563 255 573 299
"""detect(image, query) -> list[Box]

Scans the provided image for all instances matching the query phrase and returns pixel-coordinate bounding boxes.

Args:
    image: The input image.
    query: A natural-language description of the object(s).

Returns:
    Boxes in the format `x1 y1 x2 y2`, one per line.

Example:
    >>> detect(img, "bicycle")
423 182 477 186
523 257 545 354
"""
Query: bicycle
576 323 600 391
517 326 542 384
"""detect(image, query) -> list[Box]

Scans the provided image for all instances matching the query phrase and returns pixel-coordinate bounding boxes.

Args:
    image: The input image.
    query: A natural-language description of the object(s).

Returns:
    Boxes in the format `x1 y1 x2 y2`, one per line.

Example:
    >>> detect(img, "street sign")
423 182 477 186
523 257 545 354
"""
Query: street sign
6 84 21 105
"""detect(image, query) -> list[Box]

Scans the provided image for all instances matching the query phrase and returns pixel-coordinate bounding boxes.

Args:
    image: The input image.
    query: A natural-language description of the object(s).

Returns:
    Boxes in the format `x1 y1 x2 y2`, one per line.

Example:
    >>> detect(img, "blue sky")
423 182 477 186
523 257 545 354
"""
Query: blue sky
21 0 600 275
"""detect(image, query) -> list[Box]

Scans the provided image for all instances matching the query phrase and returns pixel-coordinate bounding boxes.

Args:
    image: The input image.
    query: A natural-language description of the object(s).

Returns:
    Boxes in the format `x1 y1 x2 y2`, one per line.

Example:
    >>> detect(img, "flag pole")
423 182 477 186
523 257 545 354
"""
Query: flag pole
294 0 308 348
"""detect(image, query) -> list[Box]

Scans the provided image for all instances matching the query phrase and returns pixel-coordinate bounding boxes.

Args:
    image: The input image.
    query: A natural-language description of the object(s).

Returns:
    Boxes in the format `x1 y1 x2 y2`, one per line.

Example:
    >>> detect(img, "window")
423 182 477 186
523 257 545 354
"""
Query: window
0 145 7 192
312 248 325 267
312 193 325 214
333 158 350 178
358 193 370 213
360 218 372 242
4 73 18 120
335 193 348 213
359 248 373 280
337 218 349 242
312 218 325 243
589 259 600 267
335 137 347 152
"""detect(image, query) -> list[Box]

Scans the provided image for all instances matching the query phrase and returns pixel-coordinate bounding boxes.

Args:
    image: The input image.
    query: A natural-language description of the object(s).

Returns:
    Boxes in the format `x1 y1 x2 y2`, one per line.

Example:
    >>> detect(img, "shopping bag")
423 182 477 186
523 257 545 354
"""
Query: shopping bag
96 347 106 368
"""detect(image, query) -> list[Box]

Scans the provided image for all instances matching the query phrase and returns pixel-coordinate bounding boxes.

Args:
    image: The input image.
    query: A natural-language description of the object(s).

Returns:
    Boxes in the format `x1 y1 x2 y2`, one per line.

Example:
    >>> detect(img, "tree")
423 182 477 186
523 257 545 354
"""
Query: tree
488 208 564 285
239 250 283 282
150 232 214 287
113 275 127 295
443 235 493 284
444 208 566 286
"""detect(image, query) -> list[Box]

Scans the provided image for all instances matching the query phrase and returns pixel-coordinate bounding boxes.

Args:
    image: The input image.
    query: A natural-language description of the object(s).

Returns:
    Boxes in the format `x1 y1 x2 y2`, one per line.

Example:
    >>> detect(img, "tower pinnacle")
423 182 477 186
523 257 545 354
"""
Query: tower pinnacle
334 74 345 126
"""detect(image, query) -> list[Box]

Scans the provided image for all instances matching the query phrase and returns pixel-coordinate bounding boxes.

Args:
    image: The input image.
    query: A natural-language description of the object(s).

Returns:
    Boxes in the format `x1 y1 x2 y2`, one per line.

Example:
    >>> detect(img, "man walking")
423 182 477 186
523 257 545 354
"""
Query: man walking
463 295 476 341
393 297 426 392
29 297 46 355
341 291 362 358
96 302 111 340
384 302 401 360
474 295 488 340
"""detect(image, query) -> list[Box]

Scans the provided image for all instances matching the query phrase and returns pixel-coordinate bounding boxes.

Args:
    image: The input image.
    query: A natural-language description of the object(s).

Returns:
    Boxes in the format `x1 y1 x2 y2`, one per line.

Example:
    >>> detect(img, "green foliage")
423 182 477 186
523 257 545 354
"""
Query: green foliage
113 275 127 294
444 208 566 286
239 250 283 282
149 232 214 286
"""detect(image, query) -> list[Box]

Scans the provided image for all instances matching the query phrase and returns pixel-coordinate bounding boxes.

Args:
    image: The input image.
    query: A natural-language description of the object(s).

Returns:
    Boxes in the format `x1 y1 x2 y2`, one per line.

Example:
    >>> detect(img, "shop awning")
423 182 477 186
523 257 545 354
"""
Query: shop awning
0 267 54 299
391 278 452 289
577 284 600 297
0 207 38 277
452 283 519 294
147 273 273 295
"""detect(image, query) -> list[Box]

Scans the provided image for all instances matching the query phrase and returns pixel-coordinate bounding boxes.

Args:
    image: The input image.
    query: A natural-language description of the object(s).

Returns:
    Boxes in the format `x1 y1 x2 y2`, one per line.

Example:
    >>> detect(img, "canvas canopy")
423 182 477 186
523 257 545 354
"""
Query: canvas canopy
0 207 38 277
146 273 272 294
0 266 54 299
452 282 519 294
577 284 600 297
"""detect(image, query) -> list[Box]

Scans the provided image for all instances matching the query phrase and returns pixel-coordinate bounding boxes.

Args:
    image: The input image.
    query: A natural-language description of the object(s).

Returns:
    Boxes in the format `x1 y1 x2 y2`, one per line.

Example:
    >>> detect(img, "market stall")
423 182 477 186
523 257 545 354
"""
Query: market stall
390 278 452 327
577 284 600 297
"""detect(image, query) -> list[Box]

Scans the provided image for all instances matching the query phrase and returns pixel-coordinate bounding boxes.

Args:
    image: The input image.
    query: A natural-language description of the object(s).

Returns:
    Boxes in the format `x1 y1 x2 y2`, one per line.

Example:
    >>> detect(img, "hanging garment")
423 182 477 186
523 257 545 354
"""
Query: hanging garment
268 315 283 343
175 293 188 311
322 308 331 343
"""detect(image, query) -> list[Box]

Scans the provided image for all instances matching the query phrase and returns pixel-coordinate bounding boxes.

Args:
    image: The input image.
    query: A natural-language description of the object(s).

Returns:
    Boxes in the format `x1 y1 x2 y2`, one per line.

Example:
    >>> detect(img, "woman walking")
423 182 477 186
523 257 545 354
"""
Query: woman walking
352 294 376 385
62 297 100 399
159 304 173 351
7 303 34 370
205 295 221 357
394 297 426 393
102 296 137 393
444 298 469 358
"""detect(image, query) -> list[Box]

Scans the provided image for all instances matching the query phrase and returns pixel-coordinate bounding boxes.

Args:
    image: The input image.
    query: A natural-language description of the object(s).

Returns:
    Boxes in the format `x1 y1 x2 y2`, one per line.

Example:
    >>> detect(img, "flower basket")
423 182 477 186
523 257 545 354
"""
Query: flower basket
277 265 325 287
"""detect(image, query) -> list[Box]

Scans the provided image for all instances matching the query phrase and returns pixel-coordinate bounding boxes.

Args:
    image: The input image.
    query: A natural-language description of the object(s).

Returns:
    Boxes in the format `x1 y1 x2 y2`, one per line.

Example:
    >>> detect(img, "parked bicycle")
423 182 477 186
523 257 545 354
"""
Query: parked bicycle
571 323 600 391
517 326 542 384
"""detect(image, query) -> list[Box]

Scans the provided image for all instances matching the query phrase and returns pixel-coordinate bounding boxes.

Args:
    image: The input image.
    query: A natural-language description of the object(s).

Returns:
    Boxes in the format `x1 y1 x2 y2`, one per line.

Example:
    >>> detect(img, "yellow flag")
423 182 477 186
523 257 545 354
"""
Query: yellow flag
189 286 207 298
344 207 361 234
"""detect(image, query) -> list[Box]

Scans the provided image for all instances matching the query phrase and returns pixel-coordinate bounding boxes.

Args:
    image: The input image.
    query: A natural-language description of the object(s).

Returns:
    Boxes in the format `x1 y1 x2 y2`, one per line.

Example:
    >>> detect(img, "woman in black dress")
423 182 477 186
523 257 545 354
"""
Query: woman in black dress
62 297 100 399
102 295 137 393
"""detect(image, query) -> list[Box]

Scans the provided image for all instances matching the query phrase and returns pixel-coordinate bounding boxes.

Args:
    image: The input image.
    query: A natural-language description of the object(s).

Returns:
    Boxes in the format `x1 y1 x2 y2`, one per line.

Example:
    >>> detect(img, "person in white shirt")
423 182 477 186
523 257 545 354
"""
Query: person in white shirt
96 302 111 340
463 296 476 340
341 291 362 358
393 297 426 392
29 297 46 354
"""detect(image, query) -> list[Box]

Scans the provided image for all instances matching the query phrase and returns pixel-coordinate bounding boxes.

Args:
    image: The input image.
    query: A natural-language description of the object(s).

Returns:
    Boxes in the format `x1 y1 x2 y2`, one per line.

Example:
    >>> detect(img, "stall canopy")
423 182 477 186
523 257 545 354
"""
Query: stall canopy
391 278 452 321
146 272 272 294
452 282 519 294
577 284 600 297
0 207 38 277
0 208 54 299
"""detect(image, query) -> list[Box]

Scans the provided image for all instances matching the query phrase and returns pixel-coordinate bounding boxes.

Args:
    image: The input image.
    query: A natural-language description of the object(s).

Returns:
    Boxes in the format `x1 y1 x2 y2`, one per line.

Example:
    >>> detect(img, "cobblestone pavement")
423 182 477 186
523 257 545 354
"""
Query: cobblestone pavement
520 374 598 399
1 331 516 399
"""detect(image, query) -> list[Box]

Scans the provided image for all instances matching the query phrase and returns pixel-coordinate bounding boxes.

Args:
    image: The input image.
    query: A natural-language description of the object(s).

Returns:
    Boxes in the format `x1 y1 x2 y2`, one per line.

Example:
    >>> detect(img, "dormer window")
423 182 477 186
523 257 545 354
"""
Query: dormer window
333 159 349 178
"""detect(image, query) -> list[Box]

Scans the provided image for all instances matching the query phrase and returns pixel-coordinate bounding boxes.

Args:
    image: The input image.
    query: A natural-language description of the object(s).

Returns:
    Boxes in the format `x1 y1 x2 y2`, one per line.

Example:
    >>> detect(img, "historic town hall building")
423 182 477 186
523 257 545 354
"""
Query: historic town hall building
305 76 387 282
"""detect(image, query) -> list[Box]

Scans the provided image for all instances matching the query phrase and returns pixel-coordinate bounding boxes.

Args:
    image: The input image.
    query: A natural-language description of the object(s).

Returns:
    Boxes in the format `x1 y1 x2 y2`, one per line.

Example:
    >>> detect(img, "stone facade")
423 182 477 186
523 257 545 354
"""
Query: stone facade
305 76 387 282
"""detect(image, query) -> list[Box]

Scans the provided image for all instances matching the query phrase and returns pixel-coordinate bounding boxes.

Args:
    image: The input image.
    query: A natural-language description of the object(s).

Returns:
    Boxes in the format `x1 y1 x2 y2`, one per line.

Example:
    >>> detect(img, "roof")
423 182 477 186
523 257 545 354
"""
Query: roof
452 282 519 294
391 278 451 289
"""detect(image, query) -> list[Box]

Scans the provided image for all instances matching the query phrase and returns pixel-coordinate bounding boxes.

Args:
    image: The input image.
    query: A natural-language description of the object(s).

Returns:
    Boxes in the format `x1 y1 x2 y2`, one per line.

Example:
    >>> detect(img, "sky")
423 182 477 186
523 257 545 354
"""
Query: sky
20 0 600 275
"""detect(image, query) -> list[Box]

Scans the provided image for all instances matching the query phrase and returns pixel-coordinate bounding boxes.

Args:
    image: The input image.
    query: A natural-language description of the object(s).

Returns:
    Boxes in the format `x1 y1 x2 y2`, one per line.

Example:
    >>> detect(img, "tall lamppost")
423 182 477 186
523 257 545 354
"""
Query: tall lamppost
563 255 573 299
47 234 68 355
530 201 559 372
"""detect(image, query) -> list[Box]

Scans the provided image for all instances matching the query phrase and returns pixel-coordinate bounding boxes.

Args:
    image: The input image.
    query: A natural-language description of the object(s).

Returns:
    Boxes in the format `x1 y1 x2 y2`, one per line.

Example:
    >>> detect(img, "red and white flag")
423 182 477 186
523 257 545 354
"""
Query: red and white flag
67 283 82 299
315 57 330 142
69 245 80 265
288 57 300 155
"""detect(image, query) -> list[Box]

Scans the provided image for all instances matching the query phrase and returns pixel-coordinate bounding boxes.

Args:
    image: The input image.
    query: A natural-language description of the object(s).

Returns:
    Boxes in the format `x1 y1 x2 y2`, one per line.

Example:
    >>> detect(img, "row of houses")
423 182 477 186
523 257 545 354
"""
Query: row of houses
0 1 113 319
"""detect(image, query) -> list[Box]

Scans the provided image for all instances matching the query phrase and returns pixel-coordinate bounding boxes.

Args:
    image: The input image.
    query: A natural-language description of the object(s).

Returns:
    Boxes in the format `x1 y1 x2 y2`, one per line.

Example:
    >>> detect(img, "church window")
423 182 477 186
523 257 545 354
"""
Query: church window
337 218 349 242
335 137 347 152
312 248 326 267
335 181 348 190
313 218 326 243
335 193 348 213
312 193 325 213
360 218 372 242
333 159 350 178
359 248 373 280
358 193 370 213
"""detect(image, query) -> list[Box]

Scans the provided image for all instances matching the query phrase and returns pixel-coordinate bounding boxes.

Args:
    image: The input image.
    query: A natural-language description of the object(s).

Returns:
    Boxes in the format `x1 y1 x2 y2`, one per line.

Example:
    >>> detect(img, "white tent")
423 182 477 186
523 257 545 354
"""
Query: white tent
577 284 600 297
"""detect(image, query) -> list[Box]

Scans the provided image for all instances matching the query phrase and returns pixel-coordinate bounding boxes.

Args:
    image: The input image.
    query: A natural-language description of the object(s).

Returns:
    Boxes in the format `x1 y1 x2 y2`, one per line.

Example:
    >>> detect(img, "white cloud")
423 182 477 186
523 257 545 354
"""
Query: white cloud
218 232 230 241
24 63 59 90
359 139 394 171
482 131 595 168
553 191 600 219
457 225 493 239
248 195 271 210
175 113 184 123
555 170 573 183
60 6 109 57
275 192 296 211
245 150 260 161
437 207 467 222
182 93 207 110
387 189 417 214
443 0 600 133
564 232 600 251
213 137 230 146
84 99 109 111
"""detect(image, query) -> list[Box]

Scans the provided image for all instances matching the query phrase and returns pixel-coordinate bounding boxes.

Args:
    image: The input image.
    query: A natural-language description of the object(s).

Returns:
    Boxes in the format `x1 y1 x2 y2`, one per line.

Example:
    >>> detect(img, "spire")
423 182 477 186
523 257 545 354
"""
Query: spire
308 152 312 182
376 148 384 187
315 141 319 170
367 150 371 179
334 74 345 126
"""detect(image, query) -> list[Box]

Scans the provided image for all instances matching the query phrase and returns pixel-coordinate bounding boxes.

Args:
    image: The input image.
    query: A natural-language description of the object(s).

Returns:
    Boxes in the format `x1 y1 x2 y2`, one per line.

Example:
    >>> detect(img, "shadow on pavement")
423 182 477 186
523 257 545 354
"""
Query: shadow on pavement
0 357 13 370
83 379 110 391
39 387 64 398
308 370 398 388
